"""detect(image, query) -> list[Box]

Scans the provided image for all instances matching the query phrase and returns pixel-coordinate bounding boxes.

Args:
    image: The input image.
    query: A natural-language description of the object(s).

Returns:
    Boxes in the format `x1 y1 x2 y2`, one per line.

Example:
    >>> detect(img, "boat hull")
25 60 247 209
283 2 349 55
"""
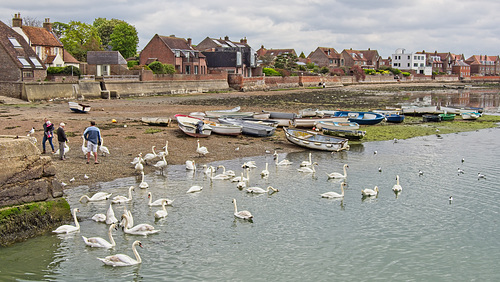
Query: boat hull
314 121 360 131
385 114 405 123
292 117 348 128
68 102 90 113
321 128 366 140
439 113 456 121
422 114 441 122
332 111 385 125
284 127 349 152
204 121 242 136
219 118 275 137
175 114 212 137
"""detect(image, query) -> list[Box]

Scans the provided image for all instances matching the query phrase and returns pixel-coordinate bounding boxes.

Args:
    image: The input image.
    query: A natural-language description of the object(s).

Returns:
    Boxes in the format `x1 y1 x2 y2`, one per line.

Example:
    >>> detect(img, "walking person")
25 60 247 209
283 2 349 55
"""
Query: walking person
56 123 69 160
42 118 55 154
83 121 101 164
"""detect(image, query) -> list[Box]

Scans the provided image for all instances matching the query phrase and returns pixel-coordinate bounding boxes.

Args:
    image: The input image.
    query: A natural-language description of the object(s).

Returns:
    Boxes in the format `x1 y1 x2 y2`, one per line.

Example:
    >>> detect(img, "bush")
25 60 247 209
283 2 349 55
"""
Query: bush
402 72 411 77
320 67 330 74
148 61 175 74
364 69 376 75
47 66 81 77
330 68 345 76
263 67 281 76
127 60 139 68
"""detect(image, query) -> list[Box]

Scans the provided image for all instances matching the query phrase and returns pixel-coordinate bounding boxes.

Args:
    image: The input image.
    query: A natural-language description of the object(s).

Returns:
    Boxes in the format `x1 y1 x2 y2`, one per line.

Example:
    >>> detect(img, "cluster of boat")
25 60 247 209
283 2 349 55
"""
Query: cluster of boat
401 105 483 122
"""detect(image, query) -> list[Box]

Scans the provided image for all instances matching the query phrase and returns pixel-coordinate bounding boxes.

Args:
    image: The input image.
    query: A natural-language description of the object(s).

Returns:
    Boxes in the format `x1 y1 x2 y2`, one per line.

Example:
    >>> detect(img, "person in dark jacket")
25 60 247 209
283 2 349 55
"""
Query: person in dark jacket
83 121 101 164
56 123 68 160
42 118 55 154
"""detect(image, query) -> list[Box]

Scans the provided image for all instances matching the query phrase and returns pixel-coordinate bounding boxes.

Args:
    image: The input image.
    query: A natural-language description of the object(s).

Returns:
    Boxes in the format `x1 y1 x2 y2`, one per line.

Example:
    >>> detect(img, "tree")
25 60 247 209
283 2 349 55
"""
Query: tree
274 53 298 70
299 52 306 59
351 65 366 81
109 22 139 59
21 16 42 27
60 21 102 62
52 22 69 39
259 53 275 67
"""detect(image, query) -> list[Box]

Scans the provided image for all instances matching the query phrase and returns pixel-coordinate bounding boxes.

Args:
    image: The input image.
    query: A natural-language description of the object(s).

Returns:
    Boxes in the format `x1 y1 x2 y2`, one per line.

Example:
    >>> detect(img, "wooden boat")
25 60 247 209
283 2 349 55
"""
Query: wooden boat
68 101 90 113
314 121 360 131
284 127 349 152
321 128 366 140
332 111 385 125
141 117 171 126
460 112 480 120
439 113 456 121
292 116 348 128
175 114 212 137
385 114 405 123
203 120 242 136
422 114 441 122
219 117 276 137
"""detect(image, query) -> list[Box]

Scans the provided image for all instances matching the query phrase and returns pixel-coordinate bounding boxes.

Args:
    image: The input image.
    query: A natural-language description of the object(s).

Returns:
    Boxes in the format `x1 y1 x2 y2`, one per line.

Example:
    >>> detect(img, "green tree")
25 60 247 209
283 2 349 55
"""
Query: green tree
109 22 139 59
60 21 102 62
274 53 298 70
52 22 69 39
299 52 306 59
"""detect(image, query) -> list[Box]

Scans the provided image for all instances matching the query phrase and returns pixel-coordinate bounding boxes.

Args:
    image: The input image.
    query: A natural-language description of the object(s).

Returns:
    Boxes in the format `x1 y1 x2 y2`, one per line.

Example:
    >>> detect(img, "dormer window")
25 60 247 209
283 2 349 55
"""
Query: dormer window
18 57 31 68
175 50 180 57
9 37 21 48
30 57 43 68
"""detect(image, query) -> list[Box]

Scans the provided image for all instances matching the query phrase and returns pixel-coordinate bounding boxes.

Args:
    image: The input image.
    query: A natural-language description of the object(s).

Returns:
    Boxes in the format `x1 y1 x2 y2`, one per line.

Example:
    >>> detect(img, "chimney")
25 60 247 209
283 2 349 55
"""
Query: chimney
12 13 22 28
224 35 229 41
240 37 247 44
187 38 192 47
43 18 52 32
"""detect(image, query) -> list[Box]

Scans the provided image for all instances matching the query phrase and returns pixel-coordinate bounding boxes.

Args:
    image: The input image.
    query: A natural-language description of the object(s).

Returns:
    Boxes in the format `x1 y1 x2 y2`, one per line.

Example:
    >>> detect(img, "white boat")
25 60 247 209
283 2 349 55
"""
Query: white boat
401 106 442 115
460 112 480 120
204 120 242 136
292 116 348 128
68 101 90 113
314 121 360 131
299 108 320 117
141 117 171 126
219 117 276 137
268 112 297 127
284 127 349 152
175 114 212 137
205 106 253 119
253 111 271 119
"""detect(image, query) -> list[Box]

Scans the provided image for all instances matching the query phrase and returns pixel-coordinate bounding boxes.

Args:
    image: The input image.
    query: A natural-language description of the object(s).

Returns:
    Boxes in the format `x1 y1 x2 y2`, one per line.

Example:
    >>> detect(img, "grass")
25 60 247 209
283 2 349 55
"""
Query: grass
144 128 163 134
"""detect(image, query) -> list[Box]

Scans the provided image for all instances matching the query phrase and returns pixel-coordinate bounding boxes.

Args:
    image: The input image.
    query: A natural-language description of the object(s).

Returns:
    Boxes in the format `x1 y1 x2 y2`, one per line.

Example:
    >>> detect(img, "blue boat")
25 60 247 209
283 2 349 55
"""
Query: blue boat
332 111 385 125
385 114 405 123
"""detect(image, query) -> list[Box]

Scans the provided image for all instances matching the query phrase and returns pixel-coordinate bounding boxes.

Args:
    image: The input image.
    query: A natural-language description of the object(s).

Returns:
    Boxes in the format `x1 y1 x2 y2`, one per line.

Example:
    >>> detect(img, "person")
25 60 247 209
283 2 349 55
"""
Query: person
42 118 55 154
83 121 101 164
56 123 68 160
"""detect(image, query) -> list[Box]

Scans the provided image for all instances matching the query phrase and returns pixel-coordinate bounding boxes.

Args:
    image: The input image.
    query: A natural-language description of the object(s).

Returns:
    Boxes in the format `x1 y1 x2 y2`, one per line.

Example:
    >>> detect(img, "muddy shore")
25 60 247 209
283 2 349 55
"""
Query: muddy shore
0 82 472 188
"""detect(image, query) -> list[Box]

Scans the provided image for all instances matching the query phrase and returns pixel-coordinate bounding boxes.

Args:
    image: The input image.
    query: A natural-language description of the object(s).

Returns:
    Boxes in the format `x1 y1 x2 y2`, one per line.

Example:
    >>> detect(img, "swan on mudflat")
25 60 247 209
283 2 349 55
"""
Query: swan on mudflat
82 223 117 248
196 139 209 156
53 208 80 234
143 146 158 164
99 138 110 156
97 240 143 266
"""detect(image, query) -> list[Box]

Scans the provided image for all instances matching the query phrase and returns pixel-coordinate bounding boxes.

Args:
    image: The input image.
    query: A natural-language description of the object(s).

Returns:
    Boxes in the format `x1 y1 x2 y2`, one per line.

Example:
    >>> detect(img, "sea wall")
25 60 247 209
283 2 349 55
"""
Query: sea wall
103 80 229 97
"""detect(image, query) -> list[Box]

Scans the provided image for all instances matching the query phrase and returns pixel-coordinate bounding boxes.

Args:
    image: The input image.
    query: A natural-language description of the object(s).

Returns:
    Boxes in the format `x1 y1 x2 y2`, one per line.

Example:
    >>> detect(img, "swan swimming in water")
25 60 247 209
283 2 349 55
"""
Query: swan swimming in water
187 185 203 193
300 152 313 167
246 186 279 194
218 165 236 177
111 186 134 204
392 175 402 192
232 198 253 221
53 208 80 234
79 192 112 202
274 151 293 166
97 240 143 266
82 223 117 248
186 160 196 170
148 192 173 206
321 182 346 199
260 163 269 178
298 162 318 173
121 213 159 236
106 204 118 224
139 171 149 189
361 186 379 197
92 213 106 223
154 200 168 219
326 164 348 179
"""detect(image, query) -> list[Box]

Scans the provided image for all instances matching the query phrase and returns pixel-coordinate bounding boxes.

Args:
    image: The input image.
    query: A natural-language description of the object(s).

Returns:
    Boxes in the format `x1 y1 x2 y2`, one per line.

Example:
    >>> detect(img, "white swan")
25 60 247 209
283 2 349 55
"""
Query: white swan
82 223 117 248
106 204 118 224
143 146 158 164
210 168 232 180
361 186 379 197
218 165 235 177
392 175 402 192
153 155 168 175
79 192 112 202
135 154 144 173
202 165 216 175
120 206 134 228
99 138 110 156
260 163 269 178
232 198 253 221
130 153 143 165
300 152 312 167
187 185 203 193
274 152 293 166
91 213 106 223
97 240 143 266
158 141 169 158
111 186 134 204
121 214 159 236
246 186 279 194
298 162 318 173
81 136 94 158
139 171 149 189
321 182 346 199
148 192 173 206
154 200 168 219
53 208 80 234
241 161 257 168
186 160 196 170
53 143 70 156
478 172 486 179
196 139 209 156
231 170 249 183
326 164 349 179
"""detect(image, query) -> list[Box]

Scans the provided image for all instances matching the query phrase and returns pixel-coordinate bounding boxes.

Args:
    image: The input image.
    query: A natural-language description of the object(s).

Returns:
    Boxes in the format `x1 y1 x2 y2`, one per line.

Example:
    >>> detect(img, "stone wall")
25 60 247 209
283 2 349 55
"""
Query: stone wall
0 81 24 99
103 80 229 96
0 136 63 208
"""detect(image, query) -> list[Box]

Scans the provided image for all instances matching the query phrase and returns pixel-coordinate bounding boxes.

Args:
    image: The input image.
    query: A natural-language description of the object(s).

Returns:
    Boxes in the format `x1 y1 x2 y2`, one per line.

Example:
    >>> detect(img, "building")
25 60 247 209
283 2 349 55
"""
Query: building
452 61 471 78
0 20 46 82
392 48 431 75
465 55 500 76
195 36 258 77
139 34 207 75
256 46 297 66
340 48 380 69
307 47 341 68
86 51 130 77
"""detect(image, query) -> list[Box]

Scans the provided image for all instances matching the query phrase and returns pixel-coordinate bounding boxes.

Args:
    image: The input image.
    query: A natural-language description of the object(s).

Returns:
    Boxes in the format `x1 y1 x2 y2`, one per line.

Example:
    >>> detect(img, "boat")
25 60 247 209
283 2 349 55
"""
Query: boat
268 112 298 127
440 106 483 115
314 121 360 131
292 116 348 128
439 113 456 121
460 112 480 120
189 112 206 119
321 128 366 140
253 111 271 120
205 106 253 120
241 118 279 127
332 111 385 125
141 117 172 126
219 117 276 137
203 120 242 136
175 114 212 137
385 114 405 123
401 106 442 115
283 127 349 152
68 101 91 113
422 114 441 122
298 108 320 117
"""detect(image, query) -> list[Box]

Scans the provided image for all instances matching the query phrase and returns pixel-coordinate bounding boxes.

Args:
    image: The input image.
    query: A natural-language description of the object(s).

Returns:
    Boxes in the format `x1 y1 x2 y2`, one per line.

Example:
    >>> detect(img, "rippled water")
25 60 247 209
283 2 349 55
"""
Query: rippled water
1 127 500 281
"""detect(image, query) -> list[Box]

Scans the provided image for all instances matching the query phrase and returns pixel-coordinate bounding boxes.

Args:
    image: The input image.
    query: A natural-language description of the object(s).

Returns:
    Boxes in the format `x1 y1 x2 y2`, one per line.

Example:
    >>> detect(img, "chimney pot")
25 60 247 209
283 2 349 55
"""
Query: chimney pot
224 35 229 41
187 38 192 47
12 13 22 28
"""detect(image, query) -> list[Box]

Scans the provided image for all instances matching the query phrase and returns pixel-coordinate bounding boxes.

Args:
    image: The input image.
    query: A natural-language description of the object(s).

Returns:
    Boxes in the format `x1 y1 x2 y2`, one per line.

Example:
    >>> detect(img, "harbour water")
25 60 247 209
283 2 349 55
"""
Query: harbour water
1 126 499 281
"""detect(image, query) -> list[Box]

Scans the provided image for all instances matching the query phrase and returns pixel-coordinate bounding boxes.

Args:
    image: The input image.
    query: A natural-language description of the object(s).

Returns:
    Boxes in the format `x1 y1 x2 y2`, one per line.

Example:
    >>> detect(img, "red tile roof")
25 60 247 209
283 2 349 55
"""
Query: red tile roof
63 49 79 63
159 36 192 50
21 25 62 47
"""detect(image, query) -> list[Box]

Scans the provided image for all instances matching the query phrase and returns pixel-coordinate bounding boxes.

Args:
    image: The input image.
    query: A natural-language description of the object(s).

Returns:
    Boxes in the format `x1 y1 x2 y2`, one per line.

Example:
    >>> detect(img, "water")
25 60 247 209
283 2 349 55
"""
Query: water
1 127 500 281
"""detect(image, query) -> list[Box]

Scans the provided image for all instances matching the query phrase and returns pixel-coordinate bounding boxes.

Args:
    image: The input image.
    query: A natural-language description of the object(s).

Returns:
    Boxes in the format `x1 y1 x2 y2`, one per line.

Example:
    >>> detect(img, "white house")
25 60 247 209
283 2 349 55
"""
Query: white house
392 48 432 75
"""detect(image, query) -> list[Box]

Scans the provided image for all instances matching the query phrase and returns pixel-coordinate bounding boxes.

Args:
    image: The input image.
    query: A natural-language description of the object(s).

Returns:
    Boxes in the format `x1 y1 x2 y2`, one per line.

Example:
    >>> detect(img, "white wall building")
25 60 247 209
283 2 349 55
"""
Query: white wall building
392 48 432 75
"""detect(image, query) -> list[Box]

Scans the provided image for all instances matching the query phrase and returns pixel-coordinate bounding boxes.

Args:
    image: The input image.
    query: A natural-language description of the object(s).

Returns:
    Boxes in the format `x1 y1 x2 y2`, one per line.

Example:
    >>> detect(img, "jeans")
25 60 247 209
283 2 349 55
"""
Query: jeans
42 135 54 152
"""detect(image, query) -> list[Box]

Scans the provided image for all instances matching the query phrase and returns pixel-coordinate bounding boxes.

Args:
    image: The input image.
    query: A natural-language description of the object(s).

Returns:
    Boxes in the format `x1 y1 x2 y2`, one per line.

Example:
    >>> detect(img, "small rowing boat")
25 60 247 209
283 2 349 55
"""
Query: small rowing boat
175 114 212 137
284 127 349 152
68 101 91 113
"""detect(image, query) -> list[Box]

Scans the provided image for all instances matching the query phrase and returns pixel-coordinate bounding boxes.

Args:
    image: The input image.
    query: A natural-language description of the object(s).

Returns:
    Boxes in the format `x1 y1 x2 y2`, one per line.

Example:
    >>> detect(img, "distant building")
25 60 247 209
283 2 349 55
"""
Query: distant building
307 47 341 68
256 45 297 66
452 61 470 78
465 55 500 76
340 48 380 69
86 51 130 77
392 48 431 75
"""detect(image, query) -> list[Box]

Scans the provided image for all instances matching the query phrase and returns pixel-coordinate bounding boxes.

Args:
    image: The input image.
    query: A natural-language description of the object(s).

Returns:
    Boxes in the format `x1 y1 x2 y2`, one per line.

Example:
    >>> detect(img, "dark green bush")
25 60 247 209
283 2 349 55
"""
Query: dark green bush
127 60 139 68
148 61 175 74
263 67 281 76
47 66 81 77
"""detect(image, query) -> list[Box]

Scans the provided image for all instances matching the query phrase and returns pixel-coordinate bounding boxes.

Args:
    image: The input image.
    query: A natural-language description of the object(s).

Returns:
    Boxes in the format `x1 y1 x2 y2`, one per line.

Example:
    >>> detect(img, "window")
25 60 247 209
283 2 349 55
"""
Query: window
18 57 31 68
185 65 191 74
236 52 242 66
23 71 33 78
407 63 410 67
175 50 180 57
30 57 43 68
36 46 41 56
414 63 418 67
8 37 21 48
194 65 199 75
408 55 410 60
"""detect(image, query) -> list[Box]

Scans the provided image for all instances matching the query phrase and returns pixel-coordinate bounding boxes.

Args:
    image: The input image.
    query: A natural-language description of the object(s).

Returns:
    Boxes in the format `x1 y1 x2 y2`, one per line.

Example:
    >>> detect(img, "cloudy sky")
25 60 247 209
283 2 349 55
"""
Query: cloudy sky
2 0 500 58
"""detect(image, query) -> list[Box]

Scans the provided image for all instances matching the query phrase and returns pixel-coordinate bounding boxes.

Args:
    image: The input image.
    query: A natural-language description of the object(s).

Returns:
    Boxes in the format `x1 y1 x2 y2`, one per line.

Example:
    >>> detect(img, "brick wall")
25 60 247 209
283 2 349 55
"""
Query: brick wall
0 82 23 99
139 35 175 66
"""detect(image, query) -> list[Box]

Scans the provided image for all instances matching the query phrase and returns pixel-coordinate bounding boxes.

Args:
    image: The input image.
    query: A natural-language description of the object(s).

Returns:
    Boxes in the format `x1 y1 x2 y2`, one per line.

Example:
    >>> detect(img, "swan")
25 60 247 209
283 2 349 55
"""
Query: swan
231 169 249 182
139 171 149 189
106 204 118 224
361 186 379 197
153 155 168 175
111 186 134 204
53 143 70 156
298 162 318 173
158 141 169 158
457 168 464 175
326 164 349 179
130 153 143 165
300 152 313 167
260 163 269 178
148 192 173 206
82 223 117 248
97 240 143 266
478 172 486 179
99 138 110 156
236 178 247 189
154 200 168 219
186 160 196 170
79 192 112 202
321 182 346 198
232 198 253 221
143 146 158 164
187 185 203 193
241 161 257 168
418 170 424 176
210 168 232 180
392 175 402 192
121 213 159 236
91 213 106 222
196 139 209 156
274 153 293 166
246 186 279 194
84 174 89 179
53 208 80 234
218 165 235 177
120 206 134 228
81 136 94 158
202 165 216 175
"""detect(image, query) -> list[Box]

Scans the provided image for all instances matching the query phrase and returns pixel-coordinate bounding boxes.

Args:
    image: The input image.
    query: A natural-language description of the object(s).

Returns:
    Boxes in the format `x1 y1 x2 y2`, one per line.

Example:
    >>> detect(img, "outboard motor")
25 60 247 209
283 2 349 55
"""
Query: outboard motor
196 120 204 134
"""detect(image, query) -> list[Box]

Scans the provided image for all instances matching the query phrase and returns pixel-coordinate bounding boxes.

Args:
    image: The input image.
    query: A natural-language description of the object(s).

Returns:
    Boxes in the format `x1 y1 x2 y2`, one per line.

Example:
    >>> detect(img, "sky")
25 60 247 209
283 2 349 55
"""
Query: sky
2 0 500 59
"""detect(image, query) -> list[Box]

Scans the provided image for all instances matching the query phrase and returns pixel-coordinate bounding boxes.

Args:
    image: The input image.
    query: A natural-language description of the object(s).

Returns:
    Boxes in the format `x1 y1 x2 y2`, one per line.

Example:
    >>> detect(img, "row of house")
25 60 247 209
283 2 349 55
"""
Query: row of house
1 13 500 85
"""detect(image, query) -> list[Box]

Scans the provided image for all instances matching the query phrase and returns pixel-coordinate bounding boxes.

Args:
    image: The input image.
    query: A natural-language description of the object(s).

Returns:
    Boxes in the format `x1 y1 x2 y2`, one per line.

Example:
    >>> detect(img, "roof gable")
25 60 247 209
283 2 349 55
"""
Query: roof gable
159 36 192 50
21 25 62 47
0 20 45 70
